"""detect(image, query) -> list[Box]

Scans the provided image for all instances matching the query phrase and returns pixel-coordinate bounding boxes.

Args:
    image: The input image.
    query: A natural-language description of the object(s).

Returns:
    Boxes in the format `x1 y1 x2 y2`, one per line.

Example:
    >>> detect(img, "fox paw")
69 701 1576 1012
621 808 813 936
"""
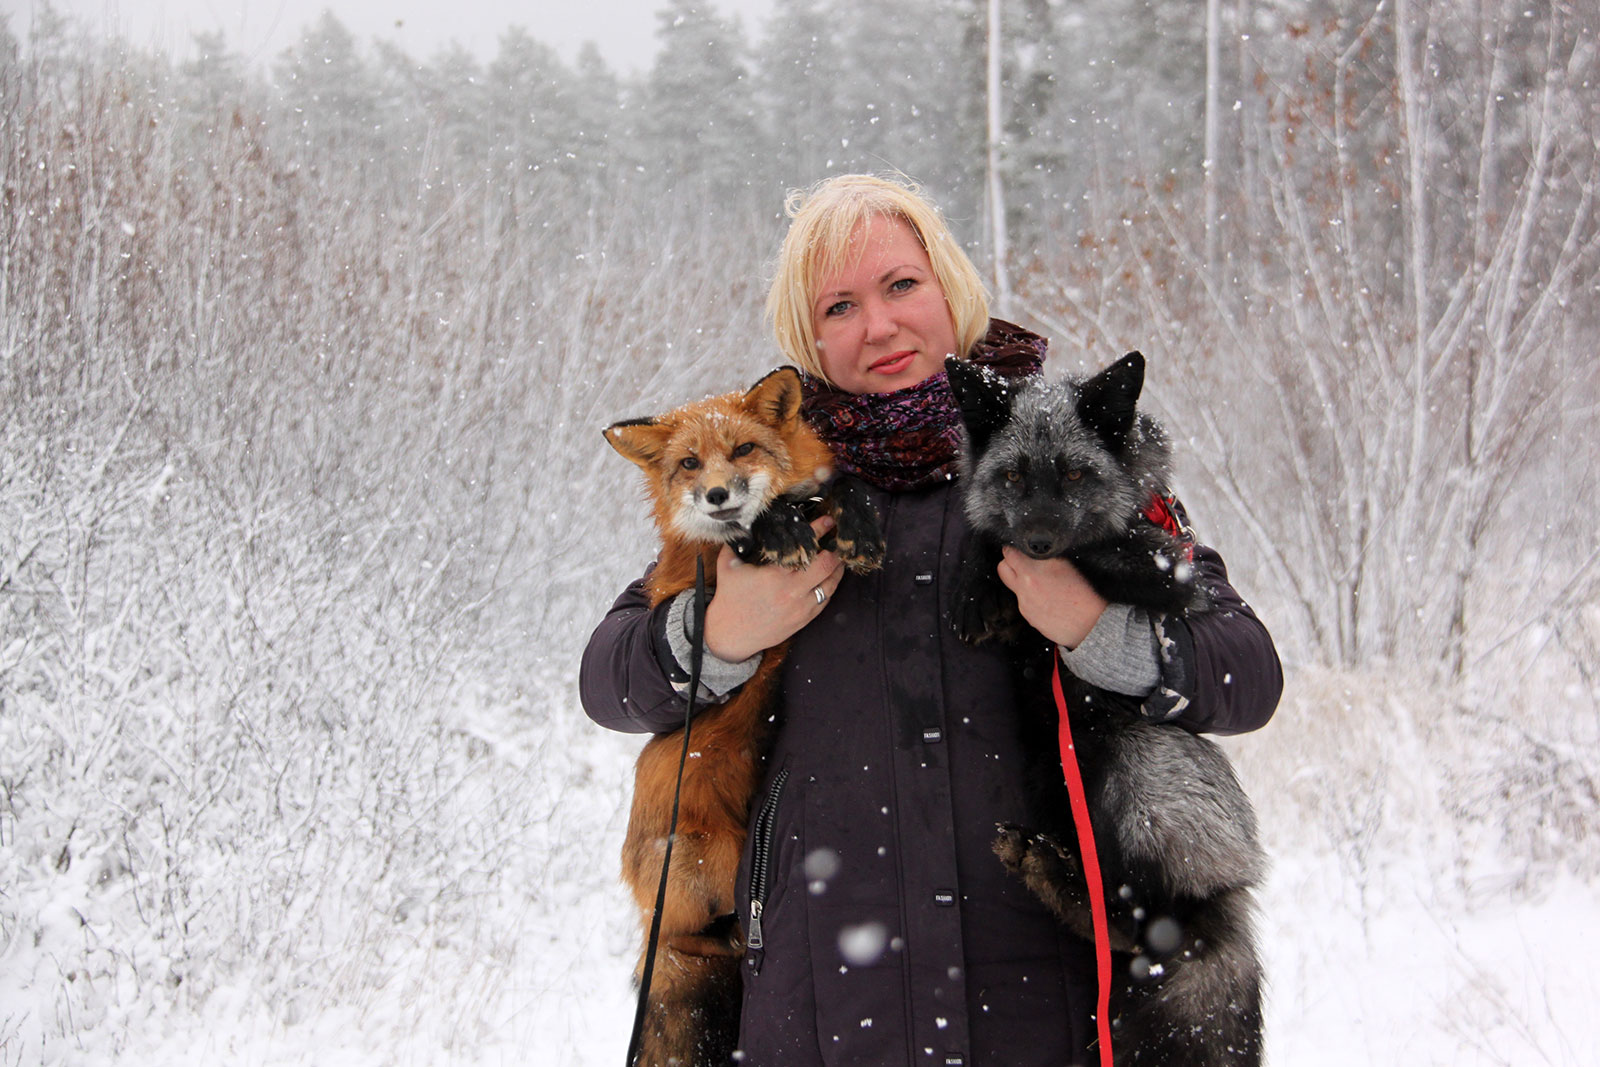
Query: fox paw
824 520 885 574
994 824 1075 871
747 498 818 569
992 823 1033 869
820 478 885 574
951 579 1023 645
952 599 1018 645
993 824 1086 925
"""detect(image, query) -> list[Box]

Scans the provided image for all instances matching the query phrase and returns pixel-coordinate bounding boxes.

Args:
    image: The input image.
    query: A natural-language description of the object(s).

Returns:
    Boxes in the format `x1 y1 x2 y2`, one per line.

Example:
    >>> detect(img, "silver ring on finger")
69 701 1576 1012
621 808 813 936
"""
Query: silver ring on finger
813 585 827 605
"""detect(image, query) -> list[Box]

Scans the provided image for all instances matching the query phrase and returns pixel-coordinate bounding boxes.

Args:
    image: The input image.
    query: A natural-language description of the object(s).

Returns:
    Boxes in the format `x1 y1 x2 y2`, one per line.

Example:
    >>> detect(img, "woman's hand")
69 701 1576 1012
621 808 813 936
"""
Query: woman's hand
997 547 1108 649
703 516 844 662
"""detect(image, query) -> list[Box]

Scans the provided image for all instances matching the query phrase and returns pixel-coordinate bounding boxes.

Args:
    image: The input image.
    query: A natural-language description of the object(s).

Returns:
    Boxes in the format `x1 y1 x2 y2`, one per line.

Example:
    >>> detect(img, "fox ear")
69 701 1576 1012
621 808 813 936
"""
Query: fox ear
604 417 674 470
1078 351 1144 449
945 356 1015 453
743 366 805 428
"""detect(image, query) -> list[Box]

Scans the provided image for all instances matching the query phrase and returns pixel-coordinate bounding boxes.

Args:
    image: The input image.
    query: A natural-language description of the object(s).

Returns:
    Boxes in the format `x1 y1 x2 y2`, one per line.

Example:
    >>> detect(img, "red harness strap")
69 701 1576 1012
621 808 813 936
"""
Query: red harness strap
1141 490 1194 564
1053 651 1114 1067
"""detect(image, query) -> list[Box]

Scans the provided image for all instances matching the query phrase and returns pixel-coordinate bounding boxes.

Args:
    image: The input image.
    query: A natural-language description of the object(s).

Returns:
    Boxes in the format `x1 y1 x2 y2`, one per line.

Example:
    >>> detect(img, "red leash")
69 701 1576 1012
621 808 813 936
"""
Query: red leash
1052 651 1114 1067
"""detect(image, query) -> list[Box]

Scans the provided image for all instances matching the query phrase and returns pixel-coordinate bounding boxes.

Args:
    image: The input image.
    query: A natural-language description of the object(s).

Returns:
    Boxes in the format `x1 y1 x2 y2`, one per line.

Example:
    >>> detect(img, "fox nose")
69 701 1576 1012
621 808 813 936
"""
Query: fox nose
705 487 729 507
1023 535 1056 558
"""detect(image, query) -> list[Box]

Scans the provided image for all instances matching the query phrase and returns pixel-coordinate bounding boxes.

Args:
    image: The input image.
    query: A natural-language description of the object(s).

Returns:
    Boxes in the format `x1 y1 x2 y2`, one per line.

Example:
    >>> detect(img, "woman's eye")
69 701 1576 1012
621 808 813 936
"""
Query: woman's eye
680 456 700 471
889 277 916 294
824 300 851 317
733 442 755 458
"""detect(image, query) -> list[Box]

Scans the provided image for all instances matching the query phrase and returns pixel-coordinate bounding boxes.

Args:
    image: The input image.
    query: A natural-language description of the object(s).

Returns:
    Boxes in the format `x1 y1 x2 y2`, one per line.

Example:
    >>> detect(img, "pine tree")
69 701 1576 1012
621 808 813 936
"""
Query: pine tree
999 0 1077 250
640 0 768 204
486 27 582 185
1055 0 1208 171
273 11 384 168
823 0 986 240
756 0 847 192
571 41 624 177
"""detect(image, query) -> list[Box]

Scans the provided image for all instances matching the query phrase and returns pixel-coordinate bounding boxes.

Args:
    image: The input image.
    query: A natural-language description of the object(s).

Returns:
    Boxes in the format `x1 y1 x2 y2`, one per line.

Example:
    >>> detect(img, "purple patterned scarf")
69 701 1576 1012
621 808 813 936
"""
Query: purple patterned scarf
800 319 1047 491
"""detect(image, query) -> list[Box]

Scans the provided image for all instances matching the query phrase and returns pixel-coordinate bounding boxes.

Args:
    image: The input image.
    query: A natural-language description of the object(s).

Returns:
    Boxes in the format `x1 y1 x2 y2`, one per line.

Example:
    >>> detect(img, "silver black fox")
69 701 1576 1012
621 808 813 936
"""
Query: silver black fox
946 352 1265 1067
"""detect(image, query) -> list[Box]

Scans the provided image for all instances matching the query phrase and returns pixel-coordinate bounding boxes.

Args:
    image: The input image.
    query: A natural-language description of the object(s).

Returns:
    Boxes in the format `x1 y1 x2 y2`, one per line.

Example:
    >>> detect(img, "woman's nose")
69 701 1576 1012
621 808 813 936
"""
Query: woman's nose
861 298 896 343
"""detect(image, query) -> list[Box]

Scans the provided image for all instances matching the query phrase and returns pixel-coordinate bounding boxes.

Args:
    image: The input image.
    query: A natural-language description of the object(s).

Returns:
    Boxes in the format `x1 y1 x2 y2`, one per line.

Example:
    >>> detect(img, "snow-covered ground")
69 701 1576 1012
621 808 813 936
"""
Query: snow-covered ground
5 657 1595 1066
1263 862 1594 1066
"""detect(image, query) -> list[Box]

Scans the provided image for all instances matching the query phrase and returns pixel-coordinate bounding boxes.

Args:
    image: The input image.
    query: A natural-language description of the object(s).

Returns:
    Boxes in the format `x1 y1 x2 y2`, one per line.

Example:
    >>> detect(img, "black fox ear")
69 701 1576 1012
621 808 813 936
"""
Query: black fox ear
604 417 673 470
744 366 805 428
945 357 1014 453
1078 351 1144 449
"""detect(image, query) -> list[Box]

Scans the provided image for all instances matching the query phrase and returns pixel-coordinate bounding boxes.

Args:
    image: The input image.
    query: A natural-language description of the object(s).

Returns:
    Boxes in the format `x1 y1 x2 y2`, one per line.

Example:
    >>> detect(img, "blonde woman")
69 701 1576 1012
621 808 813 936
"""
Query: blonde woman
582 174 1280 1065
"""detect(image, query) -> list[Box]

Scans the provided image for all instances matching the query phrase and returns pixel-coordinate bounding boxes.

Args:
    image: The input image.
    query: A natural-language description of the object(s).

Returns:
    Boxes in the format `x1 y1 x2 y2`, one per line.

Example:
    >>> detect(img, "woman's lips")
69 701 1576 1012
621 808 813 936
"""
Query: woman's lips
869 351 916 375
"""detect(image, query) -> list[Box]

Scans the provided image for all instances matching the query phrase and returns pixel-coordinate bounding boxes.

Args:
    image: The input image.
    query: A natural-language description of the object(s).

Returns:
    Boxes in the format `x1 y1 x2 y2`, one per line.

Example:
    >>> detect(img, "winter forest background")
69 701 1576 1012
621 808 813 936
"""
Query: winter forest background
2 0 1598 1063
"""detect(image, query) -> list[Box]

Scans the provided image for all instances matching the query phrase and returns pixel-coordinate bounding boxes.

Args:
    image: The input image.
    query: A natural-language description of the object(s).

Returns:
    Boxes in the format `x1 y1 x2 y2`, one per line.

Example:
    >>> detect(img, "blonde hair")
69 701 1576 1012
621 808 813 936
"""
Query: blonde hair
766 174 991 382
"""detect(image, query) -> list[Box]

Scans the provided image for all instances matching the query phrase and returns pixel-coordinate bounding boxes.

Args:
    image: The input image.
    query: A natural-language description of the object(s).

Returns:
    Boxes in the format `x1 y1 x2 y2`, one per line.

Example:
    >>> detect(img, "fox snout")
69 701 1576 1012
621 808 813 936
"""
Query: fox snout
1012 514 1075 558
696 480 748 513
1018 530 1061 558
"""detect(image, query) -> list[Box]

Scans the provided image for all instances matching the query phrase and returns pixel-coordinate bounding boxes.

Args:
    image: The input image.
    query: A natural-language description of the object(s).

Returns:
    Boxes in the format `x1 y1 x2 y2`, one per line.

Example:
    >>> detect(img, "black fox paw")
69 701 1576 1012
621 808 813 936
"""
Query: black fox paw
952 599 1023 645
747 498 818 569
824 520 885 575
820 480 885 574
992 823 1034 868
951 578 1023 645
993 824 1084 924
994 823 1074 868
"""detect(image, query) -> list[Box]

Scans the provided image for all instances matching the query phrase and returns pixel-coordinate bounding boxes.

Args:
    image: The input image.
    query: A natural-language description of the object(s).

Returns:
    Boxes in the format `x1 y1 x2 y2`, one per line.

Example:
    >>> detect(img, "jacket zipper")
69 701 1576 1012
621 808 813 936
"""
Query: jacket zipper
746 767 789 965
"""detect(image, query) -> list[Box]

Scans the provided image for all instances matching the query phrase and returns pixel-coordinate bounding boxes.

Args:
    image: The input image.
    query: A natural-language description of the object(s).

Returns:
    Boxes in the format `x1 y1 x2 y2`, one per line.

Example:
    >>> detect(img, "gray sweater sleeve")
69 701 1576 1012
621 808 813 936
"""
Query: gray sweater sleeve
661 588 763 700
1058 603 1161 697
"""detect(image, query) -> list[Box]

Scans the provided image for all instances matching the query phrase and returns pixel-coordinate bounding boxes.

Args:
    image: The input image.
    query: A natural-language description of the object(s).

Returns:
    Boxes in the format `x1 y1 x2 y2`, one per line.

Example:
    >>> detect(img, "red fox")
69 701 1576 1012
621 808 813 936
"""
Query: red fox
604 366 883 1066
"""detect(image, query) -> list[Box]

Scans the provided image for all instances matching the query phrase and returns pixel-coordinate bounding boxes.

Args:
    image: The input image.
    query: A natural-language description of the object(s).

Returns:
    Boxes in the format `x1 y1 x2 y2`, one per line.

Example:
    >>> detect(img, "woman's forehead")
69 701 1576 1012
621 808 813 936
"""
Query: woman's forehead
813 214 925 292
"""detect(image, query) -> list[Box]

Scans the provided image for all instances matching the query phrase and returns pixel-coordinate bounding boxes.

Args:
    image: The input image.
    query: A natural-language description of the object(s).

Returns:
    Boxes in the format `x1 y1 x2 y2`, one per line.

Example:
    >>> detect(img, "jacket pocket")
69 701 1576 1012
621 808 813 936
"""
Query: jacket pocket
745 766 789 972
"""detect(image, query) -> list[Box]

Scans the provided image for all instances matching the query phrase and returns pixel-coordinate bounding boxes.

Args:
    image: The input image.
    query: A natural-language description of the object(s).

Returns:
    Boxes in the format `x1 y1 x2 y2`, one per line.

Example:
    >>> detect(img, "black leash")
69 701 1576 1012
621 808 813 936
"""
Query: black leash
625 556 708 1067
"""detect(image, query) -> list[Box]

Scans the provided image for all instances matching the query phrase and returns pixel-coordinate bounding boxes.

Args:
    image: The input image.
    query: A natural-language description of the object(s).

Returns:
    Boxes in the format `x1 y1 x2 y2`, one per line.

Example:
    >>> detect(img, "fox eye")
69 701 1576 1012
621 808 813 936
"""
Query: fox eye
1066 469 1083 481
1005 470 1022 483
733 442 756 458
680 456 700 471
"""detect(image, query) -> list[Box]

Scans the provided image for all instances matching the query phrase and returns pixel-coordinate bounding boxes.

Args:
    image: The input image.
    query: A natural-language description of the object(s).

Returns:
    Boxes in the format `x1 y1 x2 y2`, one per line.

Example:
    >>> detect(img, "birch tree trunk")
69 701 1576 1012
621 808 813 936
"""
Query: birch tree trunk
1204 0 1222 273
986 0 1011 316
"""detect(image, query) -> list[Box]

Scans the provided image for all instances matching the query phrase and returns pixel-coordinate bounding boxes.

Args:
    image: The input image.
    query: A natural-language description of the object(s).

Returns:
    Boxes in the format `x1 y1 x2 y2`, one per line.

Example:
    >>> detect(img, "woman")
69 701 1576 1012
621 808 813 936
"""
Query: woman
581 174 1280 1065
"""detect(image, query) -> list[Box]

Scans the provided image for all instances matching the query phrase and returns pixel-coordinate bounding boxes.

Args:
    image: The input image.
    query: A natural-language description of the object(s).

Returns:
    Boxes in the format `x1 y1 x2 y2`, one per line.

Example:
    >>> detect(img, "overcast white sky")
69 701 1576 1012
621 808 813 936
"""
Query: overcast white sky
9 0 776 74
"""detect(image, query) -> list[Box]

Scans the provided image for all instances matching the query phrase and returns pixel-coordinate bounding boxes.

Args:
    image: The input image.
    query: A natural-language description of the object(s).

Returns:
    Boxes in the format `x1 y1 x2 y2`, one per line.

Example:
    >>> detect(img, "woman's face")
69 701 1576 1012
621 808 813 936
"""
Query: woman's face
811 214 959 395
